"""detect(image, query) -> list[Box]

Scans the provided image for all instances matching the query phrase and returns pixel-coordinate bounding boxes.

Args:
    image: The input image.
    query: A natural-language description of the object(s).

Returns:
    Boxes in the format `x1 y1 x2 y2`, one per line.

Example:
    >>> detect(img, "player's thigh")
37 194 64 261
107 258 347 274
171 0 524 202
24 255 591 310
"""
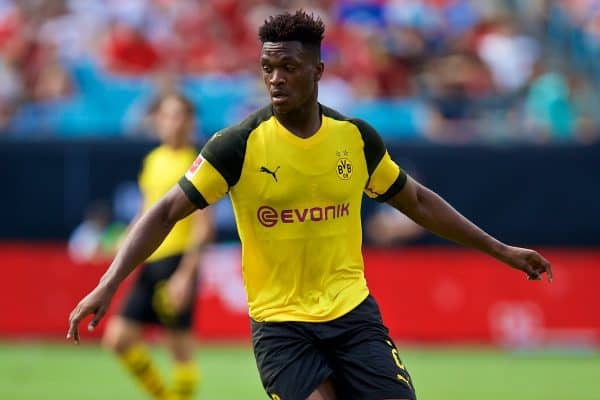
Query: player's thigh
146 255 198 328
332 330 416 400
121 255 193 327
102 315 143 353
307 378 337 400
119 265 157 324
165 329 195 363
251 320 333 400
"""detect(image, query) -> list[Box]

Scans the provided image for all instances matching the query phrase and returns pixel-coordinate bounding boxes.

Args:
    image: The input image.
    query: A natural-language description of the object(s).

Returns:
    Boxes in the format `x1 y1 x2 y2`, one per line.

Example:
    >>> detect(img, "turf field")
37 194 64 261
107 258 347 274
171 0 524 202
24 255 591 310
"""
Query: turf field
0 342 598 399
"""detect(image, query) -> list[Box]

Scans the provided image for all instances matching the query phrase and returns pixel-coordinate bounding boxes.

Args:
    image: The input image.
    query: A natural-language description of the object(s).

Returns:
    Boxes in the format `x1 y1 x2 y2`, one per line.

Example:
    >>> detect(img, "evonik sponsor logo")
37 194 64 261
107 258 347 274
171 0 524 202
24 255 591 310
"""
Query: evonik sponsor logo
257 203 350 227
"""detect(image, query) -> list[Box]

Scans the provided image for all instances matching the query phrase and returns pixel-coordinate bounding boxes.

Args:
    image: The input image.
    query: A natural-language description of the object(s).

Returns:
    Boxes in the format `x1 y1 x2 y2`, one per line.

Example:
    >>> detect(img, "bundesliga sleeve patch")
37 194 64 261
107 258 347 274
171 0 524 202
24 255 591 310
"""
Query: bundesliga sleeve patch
185 155 204 179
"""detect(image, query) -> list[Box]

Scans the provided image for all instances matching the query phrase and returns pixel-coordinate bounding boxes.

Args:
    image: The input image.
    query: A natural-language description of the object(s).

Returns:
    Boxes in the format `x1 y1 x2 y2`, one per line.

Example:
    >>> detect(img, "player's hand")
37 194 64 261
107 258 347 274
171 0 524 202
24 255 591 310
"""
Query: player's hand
166 271 195 313
67 284 115 344
500 246 553 282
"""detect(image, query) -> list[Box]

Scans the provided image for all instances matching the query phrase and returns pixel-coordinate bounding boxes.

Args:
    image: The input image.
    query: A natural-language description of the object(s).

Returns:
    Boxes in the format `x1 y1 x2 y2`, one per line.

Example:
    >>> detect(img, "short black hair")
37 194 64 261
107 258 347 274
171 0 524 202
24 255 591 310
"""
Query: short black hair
258 10 325 51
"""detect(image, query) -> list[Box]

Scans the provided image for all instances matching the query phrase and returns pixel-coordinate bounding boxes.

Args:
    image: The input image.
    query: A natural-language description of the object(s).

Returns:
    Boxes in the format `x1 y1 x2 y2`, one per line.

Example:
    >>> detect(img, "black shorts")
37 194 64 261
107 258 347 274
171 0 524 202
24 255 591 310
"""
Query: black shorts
251 295 416 400
120 254 197 330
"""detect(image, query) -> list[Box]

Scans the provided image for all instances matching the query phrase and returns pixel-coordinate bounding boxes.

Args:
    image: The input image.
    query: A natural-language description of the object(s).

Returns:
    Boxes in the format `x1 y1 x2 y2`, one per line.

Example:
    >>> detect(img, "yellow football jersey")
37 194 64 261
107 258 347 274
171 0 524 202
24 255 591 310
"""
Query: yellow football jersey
179 105 406 322
139 144 198 262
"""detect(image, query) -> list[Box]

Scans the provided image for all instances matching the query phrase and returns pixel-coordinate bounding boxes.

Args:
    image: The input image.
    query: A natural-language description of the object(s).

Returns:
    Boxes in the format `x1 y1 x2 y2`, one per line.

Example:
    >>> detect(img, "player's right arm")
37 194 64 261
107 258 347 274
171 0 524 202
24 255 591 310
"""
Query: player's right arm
67 185 197 344
68 121 243 343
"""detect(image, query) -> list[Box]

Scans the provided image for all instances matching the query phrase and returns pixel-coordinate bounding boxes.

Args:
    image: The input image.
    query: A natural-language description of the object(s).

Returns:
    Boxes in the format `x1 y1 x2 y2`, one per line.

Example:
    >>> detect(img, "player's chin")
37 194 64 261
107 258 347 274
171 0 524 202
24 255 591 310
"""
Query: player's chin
271 98 294 114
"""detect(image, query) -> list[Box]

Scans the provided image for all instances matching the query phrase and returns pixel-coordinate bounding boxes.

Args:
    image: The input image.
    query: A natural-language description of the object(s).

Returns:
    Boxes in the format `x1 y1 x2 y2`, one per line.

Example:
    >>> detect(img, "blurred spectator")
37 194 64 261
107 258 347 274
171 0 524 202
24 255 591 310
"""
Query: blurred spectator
0 0 597 143
365 204 426 247
569 72 600 144
523 65 600 144
524 67 576 142
0 56 21 129
31 59 72 101
68 200 124 263
420 52 495 143
477 17 540 93
101 19 161 75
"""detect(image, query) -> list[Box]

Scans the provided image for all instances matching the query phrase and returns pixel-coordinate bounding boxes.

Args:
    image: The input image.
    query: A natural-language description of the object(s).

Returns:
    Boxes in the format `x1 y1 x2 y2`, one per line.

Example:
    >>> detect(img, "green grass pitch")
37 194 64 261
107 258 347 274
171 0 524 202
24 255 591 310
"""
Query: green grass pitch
0 342 598 399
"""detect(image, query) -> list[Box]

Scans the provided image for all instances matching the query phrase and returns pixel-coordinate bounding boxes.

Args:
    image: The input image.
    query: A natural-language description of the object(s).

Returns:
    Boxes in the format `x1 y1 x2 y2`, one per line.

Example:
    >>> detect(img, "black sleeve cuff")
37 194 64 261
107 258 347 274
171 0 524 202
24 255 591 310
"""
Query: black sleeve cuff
178 177 209 209
375 171 408 203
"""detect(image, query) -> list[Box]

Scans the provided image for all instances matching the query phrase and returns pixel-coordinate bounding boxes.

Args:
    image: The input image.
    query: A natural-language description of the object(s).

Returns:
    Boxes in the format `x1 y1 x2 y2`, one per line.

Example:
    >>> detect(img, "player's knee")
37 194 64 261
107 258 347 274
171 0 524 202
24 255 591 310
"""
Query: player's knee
101 325 121 353
101 318 134 354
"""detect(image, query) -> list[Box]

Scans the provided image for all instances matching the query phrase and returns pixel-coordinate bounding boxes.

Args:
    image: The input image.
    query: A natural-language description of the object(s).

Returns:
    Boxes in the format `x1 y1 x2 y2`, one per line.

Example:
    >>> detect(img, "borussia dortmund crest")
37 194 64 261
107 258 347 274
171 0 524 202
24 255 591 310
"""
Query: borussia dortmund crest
336 157 353 180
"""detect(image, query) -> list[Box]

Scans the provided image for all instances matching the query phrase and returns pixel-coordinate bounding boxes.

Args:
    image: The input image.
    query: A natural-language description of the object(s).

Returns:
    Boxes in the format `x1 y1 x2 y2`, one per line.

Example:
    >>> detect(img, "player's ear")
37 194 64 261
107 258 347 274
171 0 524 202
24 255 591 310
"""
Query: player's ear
315 62 324 82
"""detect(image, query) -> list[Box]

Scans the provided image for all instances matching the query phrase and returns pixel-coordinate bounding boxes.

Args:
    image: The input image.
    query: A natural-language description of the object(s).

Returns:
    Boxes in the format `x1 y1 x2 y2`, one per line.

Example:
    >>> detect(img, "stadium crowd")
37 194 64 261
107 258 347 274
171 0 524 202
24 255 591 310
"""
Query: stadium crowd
0 0 598 143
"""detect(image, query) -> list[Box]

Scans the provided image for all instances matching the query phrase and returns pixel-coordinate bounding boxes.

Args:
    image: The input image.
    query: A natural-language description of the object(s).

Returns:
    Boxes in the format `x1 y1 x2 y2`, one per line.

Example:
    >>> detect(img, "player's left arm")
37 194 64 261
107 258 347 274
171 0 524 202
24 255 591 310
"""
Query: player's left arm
166 207 215 312
386 176 553 282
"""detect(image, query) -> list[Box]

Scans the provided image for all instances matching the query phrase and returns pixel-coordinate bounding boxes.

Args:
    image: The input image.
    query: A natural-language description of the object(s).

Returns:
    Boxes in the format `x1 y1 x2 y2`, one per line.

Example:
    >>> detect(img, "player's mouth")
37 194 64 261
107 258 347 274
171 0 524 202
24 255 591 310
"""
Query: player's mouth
271 91 289 105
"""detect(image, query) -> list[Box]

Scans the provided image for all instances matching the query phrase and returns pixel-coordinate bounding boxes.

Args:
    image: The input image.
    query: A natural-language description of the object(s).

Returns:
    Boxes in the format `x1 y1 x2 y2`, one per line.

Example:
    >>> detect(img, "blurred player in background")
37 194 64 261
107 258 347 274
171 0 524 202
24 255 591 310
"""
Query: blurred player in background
69 11 551 400
101 92 213 400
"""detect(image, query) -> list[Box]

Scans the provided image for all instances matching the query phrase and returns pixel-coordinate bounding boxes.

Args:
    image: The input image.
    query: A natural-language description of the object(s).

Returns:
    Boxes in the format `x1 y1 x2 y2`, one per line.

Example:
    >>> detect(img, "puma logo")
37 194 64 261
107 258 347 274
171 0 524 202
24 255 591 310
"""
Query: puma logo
260 166 280 182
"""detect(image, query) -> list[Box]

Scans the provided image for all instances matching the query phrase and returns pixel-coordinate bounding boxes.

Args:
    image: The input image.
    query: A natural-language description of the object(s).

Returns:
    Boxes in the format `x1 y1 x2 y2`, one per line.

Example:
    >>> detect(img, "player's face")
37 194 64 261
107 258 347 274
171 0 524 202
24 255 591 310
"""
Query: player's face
260 41 323 114
155 96 192 145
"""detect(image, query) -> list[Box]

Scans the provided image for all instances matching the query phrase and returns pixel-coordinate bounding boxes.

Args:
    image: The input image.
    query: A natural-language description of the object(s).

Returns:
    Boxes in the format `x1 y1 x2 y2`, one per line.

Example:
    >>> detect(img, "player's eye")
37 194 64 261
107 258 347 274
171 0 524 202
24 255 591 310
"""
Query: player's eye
262 65 273 73
285 65 296 72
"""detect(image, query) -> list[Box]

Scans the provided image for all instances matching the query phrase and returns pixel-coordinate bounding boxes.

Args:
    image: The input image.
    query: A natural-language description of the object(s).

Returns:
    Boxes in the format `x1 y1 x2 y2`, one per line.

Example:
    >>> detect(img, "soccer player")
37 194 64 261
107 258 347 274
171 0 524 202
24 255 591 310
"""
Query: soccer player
100 92 213 400
68 11 552 400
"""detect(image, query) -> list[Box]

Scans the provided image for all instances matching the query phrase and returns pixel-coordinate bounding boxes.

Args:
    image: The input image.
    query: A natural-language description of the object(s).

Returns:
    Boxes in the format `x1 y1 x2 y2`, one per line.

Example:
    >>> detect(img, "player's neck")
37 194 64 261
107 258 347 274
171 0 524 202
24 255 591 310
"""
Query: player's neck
275 102 321 139
163 137 189 150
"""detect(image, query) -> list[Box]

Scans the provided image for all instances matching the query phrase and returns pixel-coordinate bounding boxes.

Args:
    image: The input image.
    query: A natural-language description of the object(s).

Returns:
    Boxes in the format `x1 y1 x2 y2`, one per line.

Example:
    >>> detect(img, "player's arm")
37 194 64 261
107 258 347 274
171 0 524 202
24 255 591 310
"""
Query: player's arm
166 207 215 312
67 185 198 343
386 176 553 282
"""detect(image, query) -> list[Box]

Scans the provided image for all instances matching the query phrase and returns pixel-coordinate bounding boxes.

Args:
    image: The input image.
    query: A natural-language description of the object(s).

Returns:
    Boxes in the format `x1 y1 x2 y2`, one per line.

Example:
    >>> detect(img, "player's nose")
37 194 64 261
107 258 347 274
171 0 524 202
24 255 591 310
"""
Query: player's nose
269 68 286 85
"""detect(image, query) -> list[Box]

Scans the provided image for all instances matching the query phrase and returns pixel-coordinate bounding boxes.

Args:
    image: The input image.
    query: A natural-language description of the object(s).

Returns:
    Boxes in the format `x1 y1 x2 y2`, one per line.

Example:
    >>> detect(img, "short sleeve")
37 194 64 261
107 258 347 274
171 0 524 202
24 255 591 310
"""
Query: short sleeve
364 151 407 202
178 126 248 209
351 118 407 202
178 154 229 208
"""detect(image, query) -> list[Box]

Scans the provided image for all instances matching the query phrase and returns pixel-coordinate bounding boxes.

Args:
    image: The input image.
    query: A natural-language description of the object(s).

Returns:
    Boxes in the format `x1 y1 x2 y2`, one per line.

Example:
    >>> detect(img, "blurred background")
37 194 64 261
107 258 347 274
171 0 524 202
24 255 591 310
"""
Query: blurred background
0 0 599 399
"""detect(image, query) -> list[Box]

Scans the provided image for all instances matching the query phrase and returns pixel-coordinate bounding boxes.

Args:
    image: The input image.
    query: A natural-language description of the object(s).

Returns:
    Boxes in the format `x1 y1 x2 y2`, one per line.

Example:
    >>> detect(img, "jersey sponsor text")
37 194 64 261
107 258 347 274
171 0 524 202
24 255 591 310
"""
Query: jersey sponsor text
257 203 350 227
